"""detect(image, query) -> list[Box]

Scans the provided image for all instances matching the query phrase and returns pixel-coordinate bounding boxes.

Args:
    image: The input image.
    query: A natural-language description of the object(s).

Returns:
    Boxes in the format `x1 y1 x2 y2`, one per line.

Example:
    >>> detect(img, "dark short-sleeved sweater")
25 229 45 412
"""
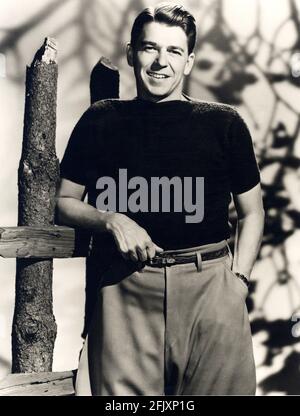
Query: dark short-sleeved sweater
60 98 260 250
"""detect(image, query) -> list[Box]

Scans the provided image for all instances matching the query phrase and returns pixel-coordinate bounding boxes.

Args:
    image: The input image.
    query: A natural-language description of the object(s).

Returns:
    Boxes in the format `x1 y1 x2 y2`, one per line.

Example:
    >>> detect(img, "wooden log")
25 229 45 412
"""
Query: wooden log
12 38 60 373
90 56 119 104
0 371 75 396
0 226 92 258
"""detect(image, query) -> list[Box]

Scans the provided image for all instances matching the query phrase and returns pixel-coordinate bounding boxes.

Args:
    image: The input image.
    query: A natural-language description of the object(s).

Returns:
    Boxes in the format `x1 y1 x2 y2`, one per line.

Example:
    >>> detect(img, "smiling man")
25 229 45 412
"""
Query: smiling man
56 3 264 396
128 19 195 101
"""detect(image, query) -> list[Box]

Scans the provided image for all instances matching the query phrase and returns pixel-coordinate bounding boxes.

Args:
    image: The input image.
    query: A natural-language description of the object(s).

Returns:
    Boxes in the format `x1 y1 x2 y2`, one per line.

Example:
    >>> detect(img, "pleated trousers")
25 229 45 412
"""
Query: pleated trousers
75 240 256 396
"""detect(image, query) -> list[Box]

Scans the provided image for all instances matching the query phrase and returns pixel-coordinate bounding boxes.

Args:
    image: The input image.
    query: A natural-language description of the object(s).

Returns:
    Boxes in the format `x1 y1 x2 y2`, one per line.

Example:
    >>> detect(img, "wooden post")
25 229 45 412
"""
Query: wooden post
90 56 119 104
12 38 59 372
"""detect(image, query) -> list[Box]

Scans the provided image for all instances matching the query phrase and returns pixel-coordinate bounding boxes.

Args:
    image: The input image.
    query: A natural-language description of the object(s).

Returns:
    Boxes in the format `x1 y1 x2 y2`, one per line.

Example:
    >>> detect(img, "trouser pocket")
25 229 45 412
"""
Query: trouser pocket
223 255 249 301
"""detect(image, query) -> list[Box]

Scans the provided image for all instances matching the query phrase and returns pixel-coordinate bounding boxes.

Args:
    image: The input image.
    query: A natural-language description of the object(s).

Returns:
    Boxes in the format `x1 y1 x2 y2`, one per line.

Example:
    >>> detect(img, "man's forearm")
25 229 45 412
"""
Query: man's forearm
232 210 265 278
56 197 109 233
56 196 162 261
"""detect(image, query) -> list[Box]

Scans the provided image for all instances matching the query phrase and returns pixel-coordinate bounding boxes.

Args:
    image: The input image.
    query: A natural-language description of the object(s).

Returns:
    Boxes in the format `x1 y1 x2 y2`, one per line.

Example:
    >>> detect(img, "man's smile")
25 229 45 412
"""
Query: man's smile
147 71 170 79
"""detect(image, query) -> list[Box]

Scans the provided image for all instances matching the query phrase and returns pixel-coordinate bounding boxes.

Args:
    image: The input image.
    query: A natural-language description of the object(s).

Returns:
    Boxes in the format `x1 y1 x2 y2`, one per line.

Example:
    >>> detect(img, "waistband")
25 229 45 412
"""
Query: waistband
147 240 230 270
160 240 228 257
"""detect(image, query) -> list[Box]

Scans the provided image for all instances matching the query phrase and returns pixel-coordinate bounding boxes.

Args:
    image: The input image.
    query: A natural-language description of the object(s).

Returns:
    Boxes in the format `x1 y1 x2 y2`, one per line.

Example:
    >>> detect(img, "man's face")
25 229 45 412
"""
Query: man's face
127 21 195 102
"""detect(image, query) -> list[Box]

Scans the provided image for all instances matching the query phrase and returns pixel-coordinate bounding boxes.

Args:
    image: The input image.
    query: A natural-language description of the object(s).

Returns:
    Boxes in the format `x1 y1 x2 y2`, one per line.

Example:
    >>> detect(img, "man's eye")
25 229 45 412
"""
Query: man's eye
169 50 182 55
144 46 156 51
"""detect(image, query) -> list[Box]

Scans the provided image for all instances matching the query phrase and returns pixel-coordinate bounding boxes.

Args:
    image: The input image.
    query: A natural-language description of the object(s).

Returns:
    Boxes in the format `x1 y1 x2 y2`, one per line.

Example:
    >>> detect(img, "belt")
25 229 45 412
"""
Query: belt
147 246 228 267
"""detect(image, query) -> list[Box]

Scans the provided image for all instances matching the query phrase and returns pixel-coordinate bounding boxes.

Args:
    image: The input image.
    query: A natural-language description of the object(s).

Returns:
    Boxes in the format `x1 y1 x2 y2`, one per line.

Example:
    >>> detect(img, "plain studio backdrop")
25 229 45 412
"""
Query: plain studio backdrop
1 0 300 395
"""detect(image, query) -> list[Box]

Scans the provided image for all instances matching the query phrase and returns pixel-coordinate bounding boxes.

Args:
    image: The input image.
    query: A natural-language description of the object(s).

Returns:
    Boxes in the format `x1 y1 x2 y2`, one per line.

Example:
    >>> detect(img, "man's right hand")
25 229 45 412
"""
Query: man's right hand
104 212 163 262
56 179 163 262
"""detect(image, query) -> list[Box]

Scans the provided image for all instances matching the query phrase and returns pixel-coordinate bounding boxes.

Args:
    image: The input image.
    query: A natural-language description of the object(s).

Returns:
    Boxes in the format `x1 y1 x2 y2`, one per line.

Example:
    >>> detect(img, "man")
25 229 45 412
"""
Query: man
56 3 264 395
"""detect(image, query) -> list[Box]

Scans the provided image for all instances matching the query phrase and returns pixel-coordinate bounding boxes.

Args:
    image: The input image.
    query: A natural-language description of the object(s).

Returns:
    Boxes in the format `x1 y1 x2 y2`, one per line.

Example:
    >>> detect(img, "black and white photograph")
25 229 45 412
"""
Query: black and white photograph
0 0 300 399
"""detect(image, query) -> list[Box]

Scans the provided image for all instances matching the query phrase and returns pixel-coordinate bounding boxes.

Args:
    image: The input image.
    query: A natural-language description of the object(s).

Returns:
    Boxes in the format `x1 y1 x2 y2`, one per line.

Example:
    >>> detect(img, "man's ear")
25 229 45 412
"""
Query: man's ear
184 52 195 76
126 43 134 67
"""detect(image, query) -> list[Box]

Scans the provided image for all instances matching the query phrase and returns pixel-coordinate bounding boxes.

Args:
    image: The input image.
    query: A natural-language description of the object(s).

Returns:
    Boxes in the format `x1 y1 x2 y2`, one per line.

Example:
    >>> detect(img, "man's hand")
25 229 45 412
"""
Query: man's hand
104 212 163 262
56 178 163 262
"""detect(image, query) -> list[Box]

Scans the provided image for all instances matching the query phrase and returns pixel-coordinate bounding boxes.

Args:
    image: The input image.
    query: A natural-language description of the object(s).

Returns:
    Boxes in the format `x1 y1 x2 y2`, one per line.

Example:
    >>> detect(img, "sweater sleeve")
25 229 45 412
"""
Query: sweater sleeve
227 111 260 194
60 108 93 186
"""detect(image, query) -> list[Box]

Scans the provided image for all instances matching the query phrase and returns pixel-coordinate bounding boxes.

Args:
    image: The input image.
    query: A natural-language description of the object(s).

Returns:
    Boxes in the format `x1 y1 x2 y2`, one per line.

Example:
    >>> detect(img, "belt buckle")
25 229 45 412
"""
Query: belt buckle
150 255 176 267
162 256 176 266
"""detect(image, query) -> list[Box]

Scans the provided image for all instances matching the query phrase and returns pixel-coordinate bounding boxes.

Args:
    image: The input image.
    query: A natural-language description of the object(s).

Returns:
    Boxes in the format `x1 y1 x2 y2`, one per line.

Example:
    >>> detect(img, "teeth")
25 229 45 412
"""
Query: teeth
148 72 168 79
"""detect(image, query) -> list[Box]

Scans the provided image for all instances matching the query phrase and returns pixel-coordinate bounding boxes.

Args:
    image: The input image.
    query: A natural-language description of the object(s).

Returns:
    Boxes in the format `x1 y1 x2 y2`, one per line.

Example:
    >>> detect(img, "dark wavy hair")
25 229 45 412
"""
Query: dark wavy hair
130 2 196 54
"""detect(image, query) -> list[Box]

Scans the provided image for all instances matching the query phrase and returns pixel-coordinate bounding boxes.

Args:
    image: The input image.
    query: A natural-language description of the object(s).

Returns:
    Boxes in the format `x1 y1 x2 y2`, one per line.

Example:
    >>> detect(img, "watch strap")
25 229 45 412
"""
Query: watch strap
235 272 250 288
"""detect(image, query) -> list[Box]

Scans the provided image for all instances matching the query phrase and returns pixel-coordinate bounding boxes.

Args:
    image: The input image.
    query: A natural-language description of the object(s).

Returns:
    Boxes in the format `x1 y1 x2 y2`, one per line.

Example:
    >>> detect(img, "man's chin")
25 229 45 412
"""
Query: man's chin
141 87 172 101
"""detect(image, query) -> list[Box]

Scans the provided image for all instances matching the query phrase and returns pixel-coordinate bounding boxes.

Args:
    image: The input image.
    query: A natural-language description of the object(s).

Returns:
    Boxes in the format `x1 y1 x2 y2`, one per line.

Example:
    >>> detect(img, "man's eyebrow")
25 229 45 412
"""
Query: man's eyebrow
140 41 157 46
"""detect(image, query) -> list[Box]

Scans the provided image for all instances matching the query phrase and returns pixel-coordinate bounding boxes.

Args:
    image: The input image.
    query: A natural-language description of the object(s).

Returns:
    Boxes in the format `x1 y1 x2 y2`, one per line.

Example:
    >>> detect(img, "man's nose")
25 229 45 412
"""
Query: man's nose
155 49 168 67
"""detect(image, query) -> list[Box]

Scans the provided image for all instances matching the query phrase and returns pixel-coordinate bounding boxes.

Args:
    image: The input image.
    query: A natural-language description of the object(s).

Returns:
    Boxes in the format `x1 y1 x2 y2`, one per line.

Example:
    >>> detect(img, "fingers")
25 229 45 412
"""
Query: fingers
118 243 149 263
119 244 164 263
144 242 164 261
125 242 164 263
146 244 156 260
136 246 148 262
108 214 164 262
128 250 139 262
154 244 164 253
125 242 158 263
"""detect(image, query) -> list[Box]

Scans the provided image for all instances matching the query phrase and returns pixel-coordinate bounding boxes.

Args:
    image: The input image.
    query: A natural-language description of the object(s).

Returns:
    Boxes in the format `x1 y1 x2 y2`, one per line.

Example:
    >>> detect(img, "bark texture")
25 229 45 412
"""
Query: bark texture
12 38 59 372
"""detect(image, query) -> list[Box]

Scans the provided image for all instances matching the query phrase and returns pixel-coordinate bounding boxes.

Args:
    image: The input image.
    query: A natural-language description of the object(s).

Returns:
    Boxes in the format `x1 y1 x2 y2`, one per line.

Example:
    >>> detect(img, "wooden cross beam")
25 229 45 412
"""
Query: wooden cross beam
0 226 91 258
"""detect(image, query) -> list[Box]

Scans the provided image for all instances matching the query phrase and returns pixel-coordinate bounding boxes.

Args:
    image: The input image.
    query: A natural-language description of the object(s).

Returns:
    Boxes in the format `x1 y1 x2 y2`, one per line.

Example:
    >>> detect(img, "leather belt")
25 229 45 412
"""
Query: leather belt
147 246 228 267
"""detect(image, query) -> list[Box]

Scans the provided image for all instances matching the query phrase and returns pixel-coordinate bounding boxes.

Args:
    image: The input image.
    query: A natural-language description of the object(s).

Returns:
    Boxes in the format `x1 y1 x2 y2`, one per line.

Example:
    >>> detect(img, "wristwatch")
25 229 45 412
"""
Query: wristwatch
235 272 250 288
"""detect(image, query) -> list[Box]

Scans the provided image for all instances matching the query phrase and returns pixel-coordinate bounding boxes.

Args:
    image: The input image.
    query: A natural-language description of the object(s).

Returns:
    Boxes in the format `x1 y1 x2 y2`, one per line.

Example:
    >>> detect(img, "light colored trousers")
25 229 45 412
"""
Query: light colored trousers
75 240 256 396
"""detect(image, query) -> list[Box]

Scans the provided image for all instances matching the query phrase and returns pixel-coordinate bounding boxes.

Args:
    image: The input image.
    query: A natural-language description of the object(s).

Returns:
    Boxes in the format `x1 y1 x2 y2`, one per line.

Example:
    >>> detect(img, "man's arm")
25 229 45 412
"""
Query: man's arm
231 182 265 279
55 178 162 262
